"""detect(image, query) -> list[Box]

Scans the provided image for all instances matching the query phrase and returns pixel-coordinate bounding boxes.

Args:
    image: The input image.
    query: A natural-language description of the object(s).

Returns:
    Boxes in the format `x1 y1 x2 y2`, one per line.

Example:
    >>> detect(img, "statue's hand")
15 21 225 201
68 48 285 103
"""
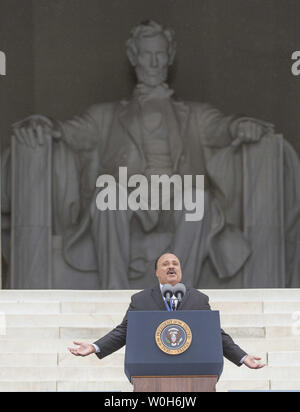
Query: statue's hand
232 118 274 147
12 114 62 148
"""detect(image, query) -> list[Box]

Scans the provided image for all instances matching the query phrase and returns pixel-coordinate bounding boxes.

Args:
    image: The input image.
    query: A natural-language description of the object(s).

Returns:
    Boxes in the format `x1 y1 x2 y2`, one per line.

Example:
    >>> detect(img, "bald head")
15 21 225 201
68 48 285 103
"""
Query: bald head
155 253 182 286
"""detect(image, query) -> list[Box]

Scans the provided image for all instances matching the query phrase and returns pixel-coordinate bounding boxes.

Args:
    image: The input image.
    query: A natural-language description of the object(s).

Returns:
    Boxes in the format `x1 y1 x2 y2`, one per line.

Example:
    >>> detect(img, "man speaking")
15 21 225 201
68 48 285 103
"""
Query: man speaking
68 253 265 369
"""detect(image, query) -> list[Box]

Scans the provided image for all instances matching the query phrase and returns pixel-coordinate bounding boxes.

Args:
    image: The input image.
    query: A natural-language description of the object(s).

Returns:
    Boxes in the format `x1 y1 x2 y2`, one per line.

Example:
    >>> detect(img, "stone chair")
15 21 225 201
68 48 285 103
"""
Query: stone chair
3 133 299 289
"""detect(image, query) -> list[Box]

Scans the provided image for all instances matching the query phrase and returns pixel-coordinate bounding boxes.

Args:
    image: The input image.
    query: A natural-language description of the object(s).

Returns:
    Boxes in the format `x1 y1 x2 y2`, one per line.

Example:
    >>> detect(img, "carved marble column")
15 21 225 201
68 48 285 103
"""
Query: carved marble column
242 134 285 288
11 135 52 288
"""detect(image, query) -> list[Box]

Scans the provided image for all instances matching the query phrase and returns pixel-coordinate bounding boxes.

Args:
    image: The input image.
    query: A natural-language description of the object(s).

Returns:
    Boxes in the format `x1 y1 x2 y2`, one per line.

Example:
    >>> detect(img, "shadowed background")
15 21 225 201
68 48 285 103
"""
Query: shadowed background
1 0 300 154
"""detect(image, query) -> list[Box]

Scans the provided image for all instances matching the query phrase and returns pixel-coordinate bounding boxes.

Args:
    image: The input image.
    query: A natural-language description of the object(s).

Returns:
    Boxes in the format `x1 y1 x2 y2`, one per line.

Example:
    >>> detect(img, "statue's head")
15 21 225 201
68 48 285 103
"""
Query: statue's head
126 20 176 87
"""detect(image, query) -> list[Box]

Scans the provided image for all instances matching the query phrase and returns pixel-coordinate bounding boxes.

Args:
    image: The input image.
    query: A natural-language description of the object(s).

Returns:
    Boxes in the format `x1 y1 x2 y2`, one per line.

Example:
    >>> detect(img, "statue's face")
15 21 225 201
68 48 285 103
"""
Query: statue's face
155 253 182 287
134 33 170 87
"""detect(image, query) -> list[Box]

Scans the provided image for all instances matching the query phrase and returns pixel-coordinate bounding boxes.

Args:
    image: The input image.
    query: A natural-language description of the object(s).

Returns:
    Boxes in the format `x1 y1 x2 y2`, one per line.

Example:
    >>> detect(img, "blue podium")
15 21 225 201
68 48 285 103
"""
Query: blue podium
125 310 224 392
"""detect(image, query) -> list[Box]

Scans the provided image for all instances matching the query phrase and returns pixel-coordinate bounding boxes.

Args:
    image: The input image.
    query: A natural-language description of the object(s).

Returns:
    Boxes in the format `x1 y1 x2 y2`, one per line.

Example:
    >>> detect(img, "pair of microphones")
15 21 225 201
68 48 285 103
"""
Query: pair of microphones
161 283 186 310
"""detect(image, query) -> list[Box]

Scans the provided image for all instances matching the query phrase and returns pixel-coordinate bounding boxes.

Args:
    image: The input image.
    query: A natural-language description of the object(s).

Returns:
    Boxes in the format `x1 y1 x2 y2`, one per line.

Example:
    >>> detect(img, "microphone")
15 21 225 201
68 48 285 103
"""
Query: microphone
172 283 186 303
161 284 174 302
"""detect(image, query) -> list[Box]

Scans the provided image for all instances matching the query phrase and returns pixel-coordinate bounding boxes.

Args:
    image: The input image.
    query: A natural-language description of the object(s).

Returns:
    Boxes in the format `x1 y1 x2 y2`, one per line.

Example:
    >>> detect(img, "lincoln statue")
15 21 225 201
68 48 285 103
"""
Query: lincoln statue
1 21 299 289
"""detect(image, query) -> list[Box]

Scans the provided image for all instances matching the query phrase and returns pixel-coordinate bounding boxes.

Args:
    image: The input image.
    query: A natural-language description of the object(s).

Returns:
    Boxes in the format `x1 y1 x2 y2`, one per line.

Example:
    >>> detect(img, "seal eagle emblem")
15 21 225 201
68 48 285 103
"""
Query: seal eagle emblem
155 319 192 355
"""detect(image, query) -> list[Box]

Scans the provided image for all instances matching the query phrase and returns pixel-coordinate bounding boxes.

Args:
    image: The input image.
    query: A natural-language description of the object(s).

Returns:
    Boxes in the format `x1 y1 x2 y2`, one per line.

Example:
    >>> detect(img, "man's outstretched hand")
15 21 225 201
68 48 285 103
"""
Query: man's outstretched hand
68 341 96 357
243 355 266 369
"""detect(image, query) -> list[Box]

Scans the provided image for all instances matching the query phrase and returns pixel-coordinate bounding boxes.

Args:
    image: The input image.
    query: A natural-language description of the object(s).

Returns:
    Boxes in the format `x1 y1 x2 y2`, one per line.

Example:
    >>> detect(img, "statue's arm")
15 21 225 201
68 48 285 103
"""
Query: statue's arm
59 105 103 152
195 104 274 148
194 103 239 148
11 104 105 152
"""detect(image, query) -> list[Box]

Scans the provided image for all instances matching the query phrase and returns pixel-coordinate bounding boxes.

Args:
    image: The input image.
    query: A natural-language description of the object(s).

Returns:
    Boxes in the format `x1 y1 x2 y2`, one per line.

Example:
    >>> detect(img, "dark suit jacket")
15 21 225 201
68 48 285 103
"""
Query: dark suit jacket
94 286 247 366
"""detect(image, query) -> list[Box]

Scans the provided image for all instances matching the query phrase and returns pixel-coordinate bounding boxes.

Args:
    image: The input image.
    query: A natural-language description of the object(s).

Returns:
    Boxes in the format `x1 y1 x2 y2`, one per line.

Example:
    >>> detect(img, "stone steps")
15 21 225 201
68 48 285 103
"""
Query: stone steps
1 289 300 301
0 365 299 389
0 337 299 353
0 336 300 352
1 300 300 314
1 312 297 327
0 379 297 392
0 326 298 339
0 301 266 313
0 359 300 381
0 289 299 392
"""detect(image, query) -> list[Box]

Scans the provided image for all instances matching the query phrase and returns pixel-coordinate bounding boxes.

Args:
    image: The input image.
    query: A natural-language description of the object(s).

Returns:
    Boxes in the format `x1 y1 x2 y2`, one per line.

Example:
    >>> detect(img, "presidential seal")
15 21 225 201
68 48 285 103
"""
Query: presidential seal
155 319 192 355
